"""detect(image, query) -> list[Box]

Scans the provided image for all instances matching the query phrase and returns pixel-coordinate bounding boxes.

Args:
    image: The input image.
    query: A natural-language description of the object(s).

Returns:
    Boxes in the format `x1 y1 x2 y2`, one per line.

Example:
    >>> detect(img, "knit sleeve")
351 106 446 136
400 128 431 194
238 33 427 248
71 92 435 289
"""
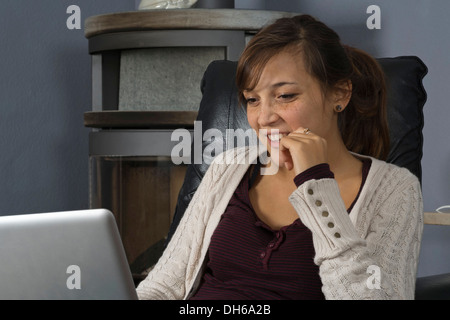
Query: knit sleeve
288 166 423 300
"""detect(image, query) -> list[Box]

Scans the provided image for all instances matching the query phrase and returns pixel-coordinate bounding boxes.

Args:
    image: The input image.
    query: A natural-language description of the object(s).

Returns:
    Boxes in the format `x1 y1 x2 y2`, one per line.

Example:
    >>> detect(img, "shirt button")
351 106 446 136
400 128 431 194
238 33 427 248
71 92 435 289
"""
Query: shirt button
308 189 314 195
328 222 334 228
315 200 322 207
334 232 341 238
260 252 266 258
268 242 274 248
322 211 329 217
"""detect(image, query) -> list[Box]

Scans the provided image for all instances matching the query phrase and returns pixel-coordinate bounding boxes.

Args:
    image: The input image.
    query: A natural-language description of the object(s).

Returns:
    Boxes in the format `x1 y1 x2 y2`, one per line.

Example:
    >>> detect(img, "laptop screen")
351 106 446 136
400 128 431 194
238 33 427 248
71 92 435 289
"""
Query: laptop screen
0 209 138 300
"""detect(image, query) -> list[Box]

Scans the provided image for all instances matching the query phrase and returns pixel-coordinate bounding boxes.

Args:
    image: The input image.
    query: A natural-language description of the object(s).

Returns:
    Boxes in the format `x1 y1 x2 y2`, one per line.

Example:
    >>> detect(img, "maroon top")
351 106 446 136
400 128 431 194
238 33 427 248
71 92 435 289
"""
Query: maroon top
190 160 371 300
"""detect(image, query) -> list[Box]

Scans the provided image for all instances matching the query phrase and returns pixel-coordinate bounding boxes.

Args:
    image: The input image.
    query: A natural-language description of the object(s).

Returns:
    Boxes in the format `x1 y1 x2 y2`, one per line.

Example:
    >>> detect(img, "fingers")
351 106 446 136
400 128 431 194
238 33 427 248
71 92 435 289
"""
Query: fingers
288 127 314 140
279 127 314 152
293 127 312 136
279 127 328 175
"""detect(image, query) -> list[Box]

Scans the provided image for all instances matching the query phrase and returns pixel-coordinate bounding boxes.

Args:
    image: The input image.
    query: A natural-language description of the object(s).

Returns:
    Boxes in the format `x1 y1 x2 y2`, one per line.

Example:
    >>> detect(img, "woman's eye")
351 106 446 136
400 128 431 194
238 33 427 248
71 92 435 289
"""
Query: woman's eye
245 97 258 105
278 94 297 100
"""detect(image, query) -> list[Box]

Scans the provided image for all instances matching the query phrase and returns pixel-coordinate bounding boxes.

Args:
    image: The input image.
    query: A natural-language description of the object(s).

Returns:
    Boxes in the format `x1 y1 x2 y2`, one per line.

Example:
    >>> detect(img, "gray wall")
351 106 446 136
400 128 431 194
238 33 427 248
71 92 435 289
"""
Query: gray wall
0 0 448 278
0 1 135 216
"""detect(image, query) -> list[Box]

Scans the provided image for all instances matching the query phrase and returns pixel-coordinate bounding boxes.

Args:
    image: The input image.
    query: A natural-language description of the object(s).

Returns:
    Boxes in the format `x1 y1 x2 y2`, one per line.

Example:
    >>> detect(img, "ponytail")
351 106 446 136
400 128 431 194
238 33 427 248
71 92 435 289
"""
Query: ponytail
340 46 390 160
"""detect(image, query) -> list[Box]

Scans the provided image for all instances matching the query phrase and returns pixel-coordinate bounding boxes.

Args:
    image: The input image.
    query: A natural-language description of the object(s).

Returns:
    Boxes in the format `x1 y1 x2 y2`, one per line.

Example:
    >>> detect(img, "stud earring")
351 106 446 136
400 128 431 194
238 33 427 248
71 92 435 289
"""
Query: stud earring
335 105 343 112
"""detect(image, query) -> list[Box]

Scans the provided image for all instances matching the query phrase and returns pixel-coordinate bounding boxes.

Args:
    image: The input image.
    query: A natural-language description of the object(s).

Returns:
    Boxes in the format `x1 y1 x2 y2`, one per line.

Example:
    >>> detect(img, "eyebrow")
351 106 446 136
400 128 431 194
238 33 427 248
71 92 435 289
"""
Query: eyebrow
244 82 298 93
272 82 298 88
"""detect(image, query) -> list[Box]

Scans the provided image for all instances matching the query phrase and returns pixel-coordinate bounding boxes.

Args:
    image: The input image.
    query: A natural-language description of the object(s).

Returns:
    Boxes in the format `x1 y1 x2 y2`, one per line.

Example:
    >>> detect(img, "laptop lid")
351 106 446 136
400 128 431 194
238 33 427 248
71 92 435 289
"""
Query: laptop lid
0 209 138 300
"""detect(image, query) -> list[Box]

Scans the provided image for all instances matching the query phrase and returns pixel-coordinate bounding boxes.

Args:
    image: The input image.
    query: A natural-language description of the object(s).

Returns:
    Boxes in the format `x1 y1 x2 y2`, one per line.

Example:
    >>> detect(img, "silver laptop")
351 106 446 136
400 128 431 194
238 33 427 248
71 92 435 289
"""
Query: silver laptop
0 209 138 300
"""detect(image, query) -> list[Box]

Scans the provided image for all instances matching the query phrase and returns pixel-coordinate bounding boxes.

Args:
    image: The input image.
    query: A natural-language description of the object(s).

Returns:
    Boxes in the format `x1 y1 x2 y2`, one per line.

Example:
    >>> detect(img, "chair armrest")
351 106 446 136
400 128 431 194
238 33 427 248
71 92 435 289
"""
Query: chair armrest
416 273 450 300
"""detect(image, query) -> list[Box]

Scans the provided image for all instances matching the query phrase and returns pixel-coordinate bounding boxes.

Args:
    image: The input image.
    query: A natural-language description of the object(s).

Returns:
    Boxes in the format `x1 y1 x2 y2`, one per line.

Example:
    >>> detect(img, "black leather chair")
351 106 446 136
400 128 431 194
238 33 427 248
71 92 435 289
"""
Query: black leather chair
166 57 450 299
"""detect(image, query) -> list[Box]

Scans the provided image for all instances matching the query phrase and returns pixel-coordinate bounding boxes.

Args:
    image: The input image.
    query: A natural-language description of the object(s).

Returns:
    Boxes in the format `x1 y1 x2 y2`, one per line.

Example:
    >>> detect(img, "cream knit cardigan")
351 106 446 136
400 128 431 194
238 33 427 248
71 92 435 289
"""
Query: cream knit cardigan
137 146 423 300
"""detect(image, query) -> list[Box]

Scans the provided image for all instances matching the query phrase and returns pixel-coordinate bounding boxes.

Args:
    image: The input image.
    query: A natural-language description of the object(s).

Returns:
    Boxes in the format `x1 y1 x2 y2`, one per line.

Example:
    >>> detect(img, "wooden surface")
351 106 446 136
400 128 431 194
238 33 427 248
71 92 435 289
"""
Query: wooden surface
84 9 299 38
84 111 198 129
424 212 450 226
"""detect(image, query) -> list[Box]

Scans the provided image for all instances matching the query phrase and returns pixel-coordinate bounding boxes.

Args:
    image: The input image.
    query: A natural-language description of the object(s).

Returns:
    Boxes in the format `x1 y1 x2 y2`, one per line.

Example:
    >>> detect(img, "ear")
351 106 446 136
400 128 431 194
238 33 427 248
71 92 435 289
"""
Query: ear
333 80 352 110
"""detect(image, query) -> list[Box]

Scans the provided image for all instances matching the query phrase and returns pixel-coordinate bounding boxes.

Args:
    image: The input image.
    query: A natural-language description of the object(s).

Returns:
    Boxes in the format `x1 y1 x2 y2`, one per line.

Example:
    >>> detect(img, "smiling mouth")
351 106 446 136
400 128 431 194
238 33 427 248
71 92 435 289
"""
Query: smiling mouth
265 132 288 148
268 133 287 142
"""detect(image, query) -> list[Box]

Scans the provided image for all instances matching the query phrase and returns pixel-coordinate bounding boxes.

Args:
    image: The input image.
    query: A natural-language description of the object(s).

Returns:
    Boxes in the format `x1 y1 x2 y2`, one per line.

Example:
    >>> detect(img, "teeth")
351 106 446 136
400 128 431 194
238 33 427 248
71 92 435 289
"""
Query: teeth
268 133 285 141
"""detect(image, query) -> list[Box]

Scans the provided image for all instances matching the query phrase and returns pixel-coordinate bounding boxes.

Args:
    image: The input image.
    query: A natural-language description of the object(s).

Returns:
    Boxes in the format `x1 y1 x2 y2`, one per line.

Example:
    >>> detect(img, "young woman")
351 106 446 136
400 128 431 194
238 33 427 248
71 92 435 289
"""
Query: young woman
136 14 423 300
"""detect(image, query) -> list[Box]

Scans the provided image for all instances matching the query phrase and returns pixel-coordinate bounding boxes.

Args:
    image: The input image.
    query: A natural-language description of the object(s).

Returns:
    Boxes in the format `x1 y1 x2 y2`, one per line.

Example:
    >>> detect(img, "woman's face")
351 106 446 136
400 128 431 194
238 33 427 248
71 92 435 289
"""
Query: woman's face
244 50 338 169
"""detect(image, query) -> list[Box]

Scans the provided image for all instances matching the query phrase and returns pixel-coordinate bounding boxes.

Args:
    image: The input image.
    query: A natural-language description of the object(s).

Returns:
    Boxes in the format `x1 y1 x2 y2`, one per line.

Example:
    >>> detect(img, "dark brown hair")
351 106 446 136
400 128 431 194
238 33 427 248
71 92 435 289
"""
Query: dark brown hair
236 15 390 160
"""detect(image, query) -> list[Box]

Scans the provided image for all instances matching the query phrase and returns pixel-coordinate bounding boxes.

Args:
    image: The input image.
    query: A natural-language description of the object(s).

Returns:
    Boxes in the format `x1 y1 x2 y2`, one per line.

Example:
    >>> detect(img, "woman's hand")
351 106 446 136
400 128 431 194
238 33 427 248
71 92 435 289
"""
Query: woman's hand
279 127 328 175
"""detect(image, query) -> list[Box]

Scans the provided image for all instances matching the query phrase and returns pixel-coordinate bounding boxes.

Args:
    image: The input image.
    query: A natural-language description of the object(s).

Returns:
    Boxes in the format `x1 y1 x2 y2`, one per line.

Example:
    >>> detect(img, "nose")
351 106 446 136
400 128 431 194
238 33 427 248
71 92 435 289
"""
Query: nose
257 100 279 127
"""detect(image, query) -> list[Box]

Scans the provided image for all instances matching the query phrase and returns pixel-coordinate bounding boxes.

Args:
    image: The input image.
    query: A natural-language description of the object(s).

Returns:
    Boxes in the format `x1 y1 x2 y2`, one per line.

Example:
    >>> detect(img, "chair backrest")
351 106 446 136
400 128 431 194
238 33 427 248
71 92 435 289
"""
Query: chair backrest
166 56 428 243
